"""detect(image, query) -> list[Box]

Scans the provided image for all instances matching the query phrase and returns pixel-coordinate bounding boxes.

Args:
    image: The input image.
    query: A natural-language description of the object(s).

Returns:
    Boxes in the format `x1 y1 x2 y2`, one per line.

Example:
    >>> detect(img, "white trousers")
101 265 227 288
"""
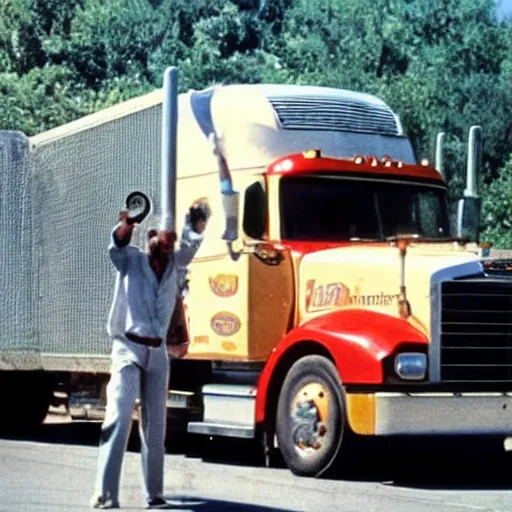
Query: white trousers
93 348 169 503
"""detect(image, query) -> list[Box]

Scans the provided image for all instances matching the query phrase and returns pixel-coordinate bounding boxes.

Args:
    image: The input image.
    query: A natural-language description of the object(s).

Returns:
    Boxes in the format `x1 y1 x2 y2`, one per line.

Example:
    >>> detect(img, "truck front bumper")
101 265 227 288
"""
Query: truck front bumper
346 392 512 436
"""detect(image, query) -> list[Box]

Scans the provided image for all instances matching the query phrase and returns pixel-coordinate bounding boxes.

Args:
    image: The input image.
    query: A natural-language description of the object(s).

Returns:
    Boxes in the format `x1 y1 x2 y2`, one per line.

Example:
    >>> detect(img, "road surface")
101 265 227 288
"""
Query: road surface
1 409 512 511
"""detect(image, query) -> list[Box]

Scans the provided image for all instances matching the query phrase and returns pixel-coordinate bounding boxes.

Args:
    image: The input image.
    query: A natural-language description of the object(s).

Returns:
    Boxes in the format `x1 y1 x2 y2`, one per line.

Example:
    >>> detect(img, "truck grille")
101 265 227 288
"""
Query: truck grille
441 279 512 382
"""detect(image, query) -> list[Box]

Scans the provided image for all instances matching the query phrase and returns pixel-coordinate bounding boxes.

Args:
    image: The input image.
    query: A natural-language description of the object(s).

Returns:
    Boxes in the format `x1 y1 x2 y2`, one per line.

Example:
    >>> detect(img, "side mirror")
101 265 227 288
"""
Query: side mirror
456 196 481 243
221 191 240 241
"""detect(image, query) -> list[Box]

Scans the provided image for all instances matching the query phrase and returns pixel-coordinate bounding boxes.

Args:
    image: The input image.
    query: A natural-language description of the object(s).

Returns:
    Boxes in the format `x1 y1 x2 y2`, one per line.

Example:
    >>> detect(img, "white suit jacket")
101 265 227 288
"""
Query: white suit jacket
106 220 203 365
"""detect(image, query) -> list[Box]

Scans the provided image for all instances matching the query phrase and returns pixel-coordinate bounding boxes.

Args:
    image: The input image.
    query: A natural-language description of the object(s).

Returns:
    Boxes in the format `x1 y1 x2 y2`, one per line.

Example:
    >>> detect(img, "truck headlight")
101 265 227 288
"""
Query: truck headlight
394 353 427 380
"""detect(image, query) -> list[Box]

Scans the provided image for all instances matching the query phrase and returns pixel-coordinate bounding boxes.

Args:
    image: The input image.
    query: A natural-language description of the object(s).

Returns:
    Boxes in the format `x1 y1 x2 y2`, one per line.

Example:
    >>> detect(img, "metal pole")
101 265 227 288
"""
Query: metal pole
465 125 482 198
435 132 445 178
160 66 178 232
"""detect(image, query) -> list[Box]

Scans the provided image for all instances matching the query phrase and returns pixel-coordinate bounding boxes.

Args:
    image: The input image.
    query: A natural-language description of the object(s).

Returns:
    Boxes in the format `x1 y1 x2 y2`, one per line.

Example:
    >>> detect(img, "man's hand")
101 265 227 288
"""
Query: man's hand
114 209 137 246
189 198 210 234
208 132 224 158
119 209 130 224
167 343 189 359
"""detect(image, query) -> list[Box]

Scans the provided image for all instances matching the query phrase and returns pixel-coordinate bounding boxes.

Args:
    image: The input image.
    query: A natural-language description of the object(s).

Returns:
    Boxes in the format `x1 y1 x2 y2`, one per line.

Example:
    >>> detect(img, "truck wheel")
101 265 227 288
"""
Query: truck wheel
276 355 346 477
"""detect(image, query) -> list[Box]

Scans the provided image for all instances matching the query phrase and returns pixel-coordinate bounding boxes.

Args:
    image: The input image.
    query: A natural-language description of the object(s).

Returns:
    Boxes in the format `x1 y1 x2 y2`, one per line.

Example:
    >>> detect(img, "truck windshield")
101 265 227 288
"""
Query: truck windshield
279 174 451 241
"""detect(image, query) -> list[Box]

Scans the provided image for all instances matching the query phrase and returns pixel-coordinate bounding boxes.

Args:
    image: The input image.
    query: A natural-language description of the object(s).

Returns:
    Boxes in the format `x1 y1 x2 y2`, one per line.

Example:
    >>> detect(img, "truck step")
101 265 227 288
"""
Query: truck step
187 421 255 438
186 384 257 438
202 383 256 425
167 390 194 409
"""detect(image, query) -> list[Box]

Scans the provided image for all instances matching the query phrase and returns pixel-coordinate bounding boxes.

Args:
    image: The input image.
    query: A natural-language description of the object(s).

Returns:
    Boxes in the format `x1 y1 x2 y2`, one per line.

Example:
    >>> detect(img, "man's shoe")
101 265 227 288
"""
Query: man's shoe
90 495 120 509
146 496 179 509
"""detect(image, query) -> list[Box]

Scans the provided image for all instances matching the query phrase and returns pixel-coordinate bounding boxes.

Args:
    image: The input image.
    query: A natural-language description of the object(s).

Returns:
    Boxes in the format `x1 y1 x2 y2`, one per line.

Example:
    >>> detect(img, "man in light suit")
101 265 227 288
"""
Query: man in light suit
90 202 208 510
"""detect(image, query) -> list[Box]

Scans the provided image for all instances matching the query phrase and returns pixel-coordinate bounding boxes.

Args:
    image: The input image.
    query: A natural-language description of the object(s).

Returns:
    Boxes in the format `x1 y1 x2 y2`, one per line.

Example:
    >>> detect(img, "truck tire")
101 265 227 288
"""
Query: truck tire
276 355 346 477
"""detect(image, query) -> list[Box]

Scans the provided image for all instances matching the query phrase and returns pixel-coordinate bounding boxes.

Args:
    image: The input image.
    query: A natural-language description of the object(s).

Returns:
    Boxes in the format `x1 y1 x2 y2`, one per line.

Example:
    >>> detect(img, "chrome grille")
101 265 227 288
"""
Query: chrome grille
440 279 512 382
268 95 400 135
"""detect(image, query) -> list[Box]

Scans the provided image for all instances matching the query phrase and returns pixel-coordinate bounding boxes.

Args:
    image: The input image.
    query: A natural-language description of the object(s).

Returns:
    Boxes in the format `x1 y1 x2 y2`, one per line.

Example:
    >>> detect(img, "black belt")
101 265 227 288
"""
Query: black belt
125 332 162 348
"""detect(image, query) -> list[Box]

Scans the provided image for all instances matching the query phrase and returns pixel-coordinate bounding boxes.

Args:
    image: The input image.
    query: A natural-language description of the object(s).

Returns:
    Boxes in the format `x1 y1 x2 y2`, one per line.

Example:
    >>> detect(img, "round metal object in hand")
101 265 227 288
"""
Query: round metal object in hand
125 191 151 224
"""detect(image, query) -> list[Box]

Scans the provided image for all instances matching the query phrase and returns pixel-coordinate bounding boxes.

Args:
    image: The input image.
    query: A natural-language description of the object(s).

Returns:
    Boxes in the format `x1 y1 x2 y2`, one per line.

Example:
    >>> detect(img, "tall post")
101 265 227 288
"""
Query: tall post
160 66 178 232
457 125 483 243
464 125 482 198
435 132 445 178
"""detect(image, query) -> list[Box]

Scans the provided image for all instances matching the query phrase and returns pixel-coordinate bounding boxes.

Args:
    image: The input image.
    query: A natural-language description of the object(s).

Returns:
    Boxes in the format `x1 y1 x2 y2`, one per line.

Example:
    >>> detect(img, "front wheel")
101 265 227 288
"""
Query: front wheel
276 355 347 477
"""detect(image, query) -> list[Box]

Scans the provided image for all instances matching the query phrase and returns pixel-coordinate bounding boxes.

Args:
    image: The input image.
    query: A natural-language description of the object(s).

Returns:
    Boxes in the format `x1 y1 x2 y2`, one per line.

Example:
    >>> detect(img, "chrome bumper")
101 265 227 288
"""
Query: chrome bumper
375 392 512 435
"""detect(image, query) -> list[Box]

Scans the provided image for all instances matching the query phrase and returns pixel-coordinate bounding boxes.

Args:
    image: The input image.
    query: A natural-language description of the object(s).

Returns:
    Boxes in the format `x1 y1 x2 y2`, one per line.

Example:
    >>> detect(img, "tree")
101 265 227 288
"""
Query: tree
0 0 84 73
481 156 512 248
173 2 274 89
0 65 95 134
0 0 511 247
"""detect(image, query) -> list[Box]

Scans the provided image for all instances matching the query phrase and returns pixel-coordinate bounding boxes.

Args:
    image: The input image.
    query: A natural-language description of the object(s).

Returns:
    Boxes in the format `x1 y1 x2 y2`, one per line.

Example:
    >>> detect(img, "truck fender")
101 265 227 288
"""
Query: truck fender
255 309 428 423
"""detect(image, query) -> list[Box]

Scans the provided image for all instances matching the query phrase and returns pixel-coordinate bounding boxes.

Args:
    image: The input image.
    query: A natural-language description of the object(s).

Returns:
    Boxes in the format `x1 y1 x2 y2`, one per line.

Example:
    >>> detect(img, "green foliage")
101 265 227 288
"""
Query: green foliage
62 0 162 86
0 0 511 244
177 3 267 88
0 65 94 133
482 156 512 248
0 0 83 73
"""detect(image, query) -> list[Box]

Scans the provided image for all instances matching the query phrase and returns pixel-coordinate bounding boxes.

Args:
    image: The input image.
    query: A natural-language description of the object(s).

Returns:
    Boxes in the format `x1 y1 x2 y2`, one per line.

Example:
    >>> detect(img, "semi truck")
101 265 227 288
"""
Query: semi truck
0 68 511 478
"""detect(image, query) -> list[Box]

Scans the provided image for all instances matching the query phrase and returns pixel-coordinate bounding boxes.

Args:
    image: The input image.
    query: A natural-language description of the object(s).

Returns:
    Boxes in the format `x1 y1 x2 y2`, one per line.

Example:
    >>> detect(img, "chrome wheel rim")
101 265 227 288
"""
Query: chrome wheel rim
290 382 330 457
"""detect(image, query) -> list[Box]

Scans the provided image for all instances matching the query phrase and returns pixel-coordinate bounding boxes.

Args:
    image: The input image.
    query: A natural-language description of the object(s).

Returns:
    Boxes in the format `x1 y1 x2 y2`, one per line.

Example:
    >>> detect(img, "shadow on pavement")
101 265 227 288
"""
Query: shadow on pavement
170 433 512 491
160 496 295 511
192 436 269 467
0 416 256 461
0 420 103 447
0 416 141 452
336 435 512 491
3 417 512 491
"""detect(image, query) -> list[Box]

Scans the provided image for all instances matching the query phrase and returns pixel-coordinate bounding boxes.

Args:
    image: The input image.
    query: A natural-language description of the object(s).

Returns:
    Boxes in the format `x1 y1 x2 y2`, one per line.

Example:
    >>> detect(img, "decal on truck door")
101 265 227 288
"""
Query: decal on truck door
305 279 351 312
210 312 241 336
209 274 239 297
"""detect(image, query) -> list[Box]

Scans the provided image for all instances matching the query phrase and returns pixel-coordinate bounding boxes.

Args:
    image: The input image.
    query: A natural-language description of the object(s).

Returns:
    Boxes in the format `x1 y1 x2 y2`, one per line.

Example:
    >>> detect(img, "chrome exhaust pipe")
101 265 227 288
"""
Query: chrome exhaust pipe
435 131 445 178
160 67 179 232
464 125 482 198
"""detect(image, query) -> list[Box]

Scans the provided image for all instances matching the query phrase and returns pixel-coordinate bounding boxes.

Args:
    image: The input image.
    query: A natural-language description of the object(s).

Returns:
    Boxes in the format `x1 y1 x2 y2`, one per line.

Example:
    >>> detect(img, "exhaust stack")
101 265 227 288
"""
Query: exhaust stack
464 125 482 199
435 132 445 178
456 125 483 243
160 66 179 232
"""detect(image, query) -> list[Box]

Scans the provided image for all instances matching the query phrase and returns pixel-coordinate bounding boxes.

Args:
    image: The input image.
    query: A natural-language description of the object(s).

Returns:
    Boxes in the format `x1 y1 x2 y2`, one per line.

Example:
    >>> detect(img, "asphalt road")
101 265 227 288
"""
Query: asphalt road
2 410 512 511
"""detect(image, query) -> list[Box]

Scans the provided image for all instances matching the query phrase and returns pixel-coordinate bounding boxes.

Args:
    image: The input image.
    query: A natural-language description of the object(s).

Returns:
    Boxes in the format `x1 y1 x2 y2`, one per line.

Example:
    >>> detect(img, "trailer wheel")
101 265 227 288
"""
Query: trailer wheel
276 355 346 477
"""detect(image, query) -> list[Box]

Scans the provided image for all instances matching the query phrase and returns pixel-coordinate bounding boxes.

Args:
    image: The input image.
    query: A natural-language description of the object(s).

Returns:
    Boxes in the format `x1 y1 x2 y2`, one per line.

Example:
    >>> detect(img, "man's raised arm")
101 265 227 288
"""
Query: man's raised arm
109 210 136 271
174 201 209 269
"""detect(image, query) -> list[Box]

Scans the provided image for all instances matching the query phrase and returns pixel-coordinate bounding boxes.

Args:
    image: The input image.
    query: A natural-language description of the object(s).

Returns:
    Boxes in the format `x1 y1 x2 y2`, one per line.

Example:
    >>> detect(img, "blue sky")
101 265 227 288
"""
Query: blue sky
497 0 512 18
